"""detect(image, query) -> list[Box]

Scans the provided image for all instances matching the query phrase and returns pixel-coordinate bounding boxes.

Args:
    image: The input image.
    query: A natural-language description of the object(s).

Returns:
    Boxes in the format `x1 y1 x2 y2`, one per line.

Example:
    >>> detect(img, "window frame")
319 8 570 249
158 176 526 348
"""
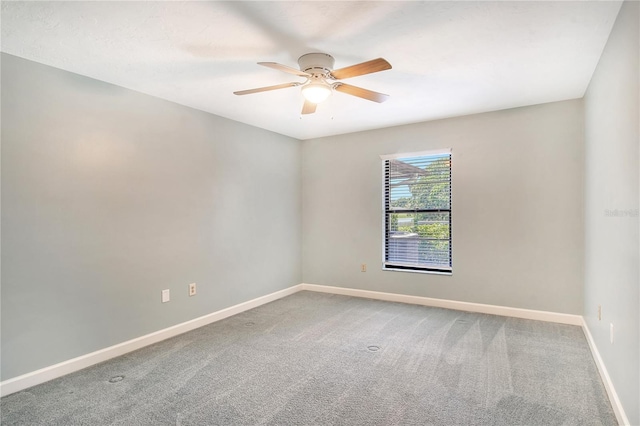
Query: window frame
380 149 452 275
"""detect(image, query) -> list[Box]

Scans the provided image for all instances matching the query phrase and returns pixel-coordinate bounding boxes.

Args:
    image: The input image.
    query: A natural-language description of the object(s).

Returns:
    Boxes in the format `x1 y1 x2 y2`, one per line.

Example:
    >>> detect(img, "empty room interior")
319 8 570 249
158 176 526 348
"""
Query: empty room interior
1 1 639 425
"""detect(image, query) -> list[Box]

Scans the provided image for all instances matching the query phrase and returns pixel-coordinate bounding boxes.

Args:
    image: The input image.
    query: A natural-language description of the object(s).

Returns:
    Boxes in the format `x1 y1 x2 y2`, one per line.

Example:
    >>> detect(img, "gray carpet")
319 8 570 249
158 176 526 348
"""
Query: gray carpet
1 291 616 425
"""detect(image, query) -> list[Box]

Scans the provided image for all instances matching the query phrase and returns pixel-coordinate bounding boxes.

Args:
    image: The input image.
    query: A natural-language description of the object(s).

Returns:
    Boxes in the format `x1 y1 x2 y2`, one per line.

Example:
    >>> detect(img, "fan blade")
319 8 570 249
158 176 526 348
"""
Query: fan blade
334 83 389 103
234 82 301 96
258 62 311 77
301 100 317 115
330 58 391 80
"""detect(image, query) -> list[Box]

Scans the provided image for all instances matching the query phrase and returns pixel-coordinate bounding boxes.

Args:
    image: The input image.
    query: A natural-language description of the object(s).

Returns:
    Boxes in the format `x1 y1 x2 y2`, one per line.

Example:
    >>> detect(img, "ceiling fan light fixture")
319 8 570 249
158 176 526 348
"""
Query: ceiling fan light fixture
302 83 332 104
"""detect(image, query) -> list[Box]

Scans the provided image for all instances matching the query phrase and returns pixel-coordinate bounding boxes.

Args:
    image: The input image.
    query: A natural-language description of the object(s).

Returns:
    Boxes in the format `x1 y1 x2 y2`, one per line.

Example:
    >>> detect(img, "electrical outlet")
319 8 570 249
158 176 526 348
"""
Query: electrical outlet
610 323 614 344
598 305 602 321
189 283 196 296
361 264 366 272
162 289 170 303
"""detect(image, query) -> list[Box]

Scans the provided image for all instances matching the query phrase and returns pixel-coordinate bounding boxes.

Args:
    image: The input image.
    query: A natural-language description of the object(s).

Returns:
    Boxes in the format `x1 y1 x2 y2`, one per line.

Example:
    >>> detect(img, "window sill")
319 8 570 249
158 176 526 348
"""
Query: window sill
382 267 452 276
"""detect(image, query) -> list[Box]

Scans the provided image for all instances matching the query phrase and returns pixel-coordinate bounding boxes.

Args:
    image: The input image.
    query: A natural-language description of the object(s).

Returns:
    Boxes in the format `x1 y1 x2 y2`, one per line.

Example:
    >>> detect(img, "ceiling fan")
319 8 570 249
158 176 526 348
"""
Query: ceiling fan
234 53 392 115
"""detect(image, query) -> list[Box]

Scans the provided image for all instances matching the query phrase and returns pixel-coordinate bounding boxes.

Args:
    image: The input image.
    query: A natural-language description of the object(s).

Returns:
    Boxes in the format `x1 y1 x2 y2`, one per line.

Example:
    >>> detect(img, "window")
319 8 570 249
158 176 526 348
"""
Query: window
381 150 452 273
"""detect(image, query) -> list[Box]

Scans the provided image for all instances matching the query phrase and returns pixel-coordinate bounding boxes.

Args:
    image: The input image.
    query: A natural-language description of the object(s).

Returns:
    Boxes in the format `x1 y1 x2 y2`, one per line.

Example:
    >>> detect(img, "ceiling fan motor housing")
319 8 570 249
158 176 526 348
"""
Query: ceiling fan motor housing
298 53 335 76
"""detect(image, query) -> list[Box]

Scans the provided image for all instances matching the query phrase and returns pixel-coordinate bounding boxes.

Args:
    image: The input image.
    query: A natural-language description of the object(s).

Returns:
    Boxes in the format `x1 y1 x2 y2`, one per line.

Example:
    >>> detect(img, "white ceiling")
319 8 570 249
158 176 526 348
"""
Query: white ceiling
1 1 622 140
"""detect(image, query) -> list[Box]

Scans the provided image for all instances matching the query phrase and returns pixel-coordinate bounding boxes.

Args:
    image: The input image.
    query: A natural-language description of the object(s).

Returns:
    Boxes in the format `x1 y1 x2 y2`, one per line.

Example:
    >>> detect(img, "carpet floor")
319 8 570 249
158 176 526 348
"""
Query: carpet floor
1 291 616 425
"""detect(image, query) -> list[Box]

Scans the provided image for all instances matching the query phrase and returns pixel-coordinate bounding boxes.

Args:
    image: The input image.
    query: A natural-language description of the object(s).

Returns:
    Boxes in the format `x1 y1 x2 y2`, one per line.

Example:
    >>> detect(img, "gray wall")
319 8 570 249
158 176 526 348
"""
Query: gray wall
1 53 302 381
583 1 639 424
302 99 584 315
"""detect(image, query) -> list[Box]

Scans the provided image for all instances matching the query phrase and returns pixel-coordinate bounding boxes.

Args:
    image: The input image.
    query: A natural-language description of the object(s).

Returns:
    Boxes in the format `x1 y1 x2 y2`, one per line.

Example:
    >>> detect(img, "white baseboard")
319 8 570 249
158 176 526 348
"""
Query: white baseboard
0 284 303 397
581 319 629 426
300 283 583 325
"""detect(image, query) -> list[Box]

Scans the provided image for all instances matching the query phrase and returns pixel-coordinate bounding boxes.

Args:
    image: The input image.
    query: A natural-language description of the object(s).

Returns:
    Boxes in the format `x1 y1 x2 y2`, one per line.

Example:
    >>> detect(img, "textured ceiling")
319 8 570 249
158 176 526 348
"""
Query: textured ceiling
1 1 623 140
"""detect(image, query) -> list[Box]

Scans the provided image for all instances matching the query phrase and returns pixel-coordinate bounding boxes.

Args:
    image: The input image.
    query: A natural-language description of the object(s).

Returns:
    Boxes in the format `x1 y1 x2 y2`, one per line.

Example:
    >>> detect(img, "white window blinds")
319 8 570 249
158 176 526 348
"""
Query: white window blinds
383 151 452 273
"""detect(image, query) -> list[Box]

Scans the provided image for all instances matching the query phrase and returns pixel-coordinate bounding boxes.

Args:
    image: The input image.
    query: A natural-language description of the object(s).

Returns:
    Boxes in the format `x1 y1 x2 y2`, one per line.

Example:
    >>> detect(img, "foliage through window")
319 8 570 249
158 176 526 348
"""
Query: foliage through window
382 151 452 273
